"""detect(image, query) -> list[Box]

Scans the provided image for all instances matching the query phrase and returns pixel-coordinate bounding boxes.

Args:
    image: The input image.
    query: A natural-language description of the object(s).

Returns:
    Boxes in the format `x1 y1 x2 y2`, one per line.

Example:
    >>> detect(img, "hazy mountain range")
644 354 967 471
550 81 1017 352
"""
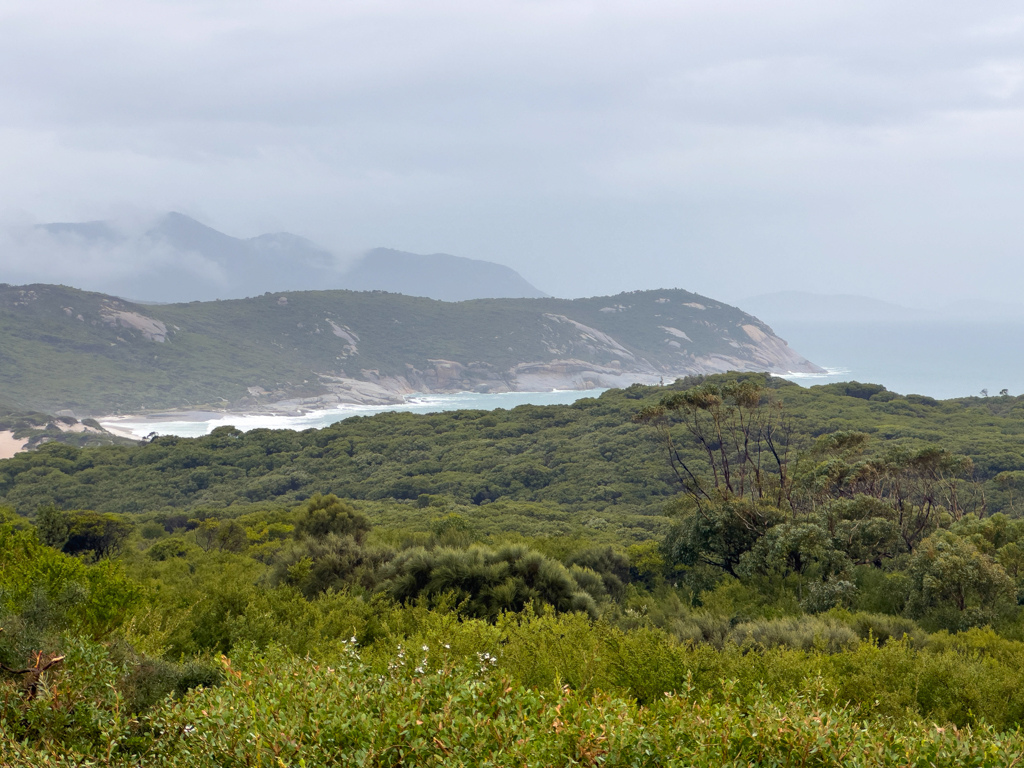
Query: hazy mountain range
344 249 546 302
21 213 546 304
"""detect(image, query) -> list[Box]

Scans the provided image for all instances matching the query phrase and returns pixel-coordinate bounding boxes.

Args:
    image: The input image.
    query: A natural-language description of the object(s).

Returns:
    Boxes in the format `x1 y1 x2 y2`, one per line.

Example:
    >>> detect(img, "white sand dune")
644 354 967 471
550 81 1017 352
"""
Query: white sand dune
0 430 27 460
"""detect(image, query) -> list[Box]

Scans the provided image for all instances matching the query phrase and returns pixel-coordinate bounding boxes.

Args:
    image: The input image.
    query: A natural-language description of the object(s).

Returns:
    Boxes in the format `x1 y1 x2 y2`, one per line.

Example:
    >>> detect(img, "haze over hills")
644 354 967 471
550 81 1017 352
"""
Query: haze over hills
0 282 821 416
35 213 340 303
740 292 924 324
17 213 547 304
344 248 547 301
741 291 1024 325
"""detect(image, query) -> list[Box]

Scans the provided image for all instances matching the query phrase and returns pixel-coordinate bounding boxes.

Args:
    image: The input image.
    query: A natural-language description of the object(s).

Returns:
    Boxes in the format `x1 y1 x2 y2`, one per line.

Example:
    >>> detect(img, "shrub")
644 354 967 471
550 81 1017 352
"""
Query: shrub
62 511 134 558
728 616 859 653
0 522 140 646
907 530 1016 630
380 545 601 620
146 538 192 561
271 534 393 598
293 493 371 543
140 521 165 540
566 545 630 599
845 611 927 647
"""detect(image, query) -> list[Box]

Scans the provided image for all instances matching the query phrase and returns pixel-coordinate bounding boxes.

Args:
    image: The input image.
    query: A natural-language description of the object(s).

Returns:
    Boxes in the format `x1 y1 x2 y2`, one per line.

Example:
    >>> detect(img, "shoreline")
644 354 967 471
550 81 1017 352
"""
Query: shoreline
98 368 851 440
98 367 849 429
97 389 611 438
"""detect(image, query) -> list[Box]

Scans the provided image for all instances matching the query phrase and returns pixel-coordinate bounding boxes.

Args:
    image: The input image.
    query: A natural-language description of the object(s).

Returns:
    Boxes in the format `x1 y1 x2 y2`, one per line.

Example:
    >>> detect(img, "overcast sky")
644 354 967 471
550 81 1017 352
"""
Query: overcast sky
1 1 1023 306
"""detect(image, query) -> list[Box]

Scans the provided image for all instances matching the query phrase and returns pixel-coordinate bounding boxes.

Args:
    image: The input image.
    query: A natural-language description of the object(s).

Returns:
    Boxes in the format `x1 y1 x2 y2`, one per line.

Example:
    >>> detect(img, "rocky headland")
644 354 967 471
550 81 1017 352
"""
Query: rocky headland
0 283 822 419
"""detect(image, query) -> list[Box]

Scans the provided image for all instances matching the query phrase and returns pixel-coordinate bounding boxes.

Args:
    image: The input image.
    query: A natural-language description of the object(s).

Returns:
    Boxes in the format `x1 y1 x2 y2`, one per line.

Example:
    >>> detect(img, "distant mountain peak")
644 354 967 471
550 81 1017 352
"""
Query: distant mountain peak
21 213 547 304
344 248 548 302
146 212 244 256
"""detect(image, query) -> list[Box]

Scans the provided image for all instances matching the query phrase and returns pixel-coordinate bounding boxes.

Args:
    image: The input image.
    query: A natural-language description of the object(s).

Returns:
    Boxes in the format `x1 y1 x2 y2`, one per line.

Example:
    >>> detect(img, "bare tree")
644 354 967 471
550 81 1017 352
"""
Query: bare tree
635 379 795 509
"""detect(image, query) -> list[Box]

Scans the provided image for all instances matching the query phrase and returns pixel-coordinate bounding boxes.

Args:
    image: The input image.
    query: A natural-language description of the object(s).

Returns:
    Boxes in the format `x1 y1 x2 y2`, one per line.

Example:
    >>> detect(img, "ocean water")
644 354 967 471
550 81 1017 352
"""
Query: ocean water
102 319 1022 438
770 320 1024 400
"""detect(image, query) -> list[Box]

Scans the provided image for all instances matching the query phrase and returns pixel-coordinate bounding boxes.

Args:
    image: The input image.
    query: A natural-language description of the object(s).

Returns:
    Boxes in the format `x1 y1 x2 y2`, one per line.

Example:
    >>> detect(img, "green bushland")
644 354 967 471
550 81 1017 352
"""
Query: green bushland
7 374 1024 763
7 507 1024 763
10 639 1024 767
3 374 1024 516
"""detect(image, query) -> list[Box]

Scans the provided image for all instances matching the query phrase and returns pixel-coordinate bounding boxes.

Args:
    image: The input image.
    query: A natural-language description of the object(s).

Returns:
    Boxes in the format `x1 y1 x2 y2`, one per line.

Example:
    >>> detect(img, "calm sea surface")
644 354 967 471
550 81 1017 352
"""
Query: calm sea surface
772 320 1024 400
103 320 1022 438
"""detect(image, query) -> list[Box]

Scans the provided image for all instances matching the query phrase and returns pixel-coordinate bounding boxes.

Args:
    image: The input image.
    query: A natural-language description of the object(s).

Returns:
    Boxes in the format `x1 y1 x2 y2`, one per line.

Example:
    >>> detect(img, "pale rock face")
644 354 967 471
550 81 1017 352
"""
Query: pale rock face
542 314 637 361
660 326 693 342
741 324 768 343
326 320 359 356
254 311 823 412
99 306 169 342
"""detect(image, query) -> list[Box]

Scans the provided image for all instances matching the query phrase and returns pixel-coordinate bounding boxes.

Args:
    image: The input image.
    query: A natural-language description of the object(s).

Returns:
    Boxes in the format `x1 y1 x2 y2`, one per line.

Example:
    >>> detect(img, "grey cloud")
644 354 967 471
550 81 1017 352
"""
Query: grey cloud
0 215 228 296
0 210 359 302
1 1 1023 306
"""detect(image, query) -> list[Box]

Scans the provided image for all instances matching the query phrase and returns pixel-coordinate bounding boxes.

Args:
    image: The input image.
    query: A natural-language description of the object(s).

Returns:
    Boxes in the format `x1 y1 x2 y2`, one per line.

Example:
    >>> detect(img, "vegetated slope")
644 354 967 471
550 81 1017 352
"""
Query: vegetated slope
343 248 547 300
0 283 819 414
2 375 1023 516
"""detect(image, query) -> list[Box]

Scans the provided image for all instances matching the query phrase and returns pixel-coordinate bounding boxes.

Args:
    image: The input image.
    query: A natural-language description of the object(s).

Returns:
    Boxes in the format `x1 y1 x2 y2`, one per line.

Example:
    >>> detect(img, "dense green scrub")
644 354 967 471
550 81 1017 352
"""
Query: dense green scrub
9 639 1024 767
3 375 1024 515
8 493 1024 764
7 532 1024 766
7 374 1024 764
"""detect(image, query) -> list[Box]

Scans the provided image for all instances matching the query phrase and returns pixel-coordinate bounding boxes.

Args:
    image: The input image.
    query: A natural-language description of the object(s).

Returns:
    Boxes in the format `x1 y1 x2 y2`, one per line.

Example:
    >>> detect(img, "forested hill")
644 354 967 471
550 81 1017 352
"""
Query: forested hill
1 375 1022 517
0 283 820 415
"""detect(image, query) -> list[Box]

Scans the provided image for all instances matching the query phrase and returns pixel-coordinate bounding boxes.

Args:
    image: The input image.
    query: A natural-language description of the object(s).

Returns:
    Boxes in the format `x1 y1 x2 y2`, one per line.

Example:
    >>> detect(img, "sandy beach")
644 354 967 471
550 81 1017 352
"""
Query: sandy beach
0 430 28 460
98 410 231 439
